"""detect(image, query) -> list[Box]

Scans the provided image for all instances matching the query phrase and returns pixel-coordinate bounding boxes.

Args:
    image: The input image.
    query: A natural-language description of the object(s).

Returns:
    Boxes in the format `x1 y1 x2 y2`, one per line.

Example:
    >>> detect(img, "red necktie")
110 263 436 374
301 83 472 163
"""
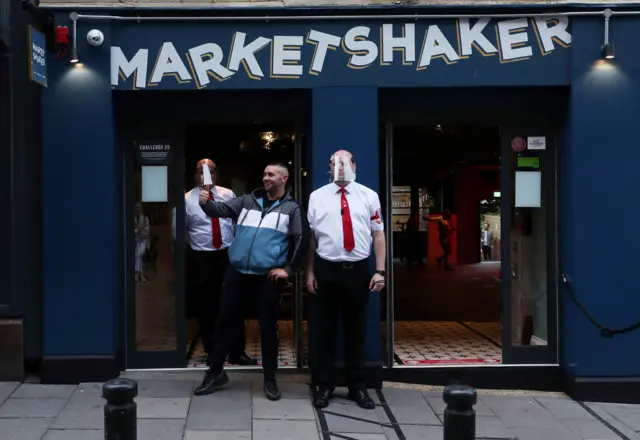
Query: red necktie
209 191 222 249
340 188 355 252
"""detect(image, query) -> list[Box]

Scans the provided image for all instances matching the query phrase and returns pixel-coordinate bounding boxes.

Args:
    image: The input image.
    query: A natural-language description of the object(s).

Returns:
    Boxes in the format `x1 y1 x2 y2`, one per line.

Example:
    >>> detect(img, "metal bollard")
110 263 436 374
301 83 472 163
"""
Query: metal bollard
102 378 138 440
442 384 477 440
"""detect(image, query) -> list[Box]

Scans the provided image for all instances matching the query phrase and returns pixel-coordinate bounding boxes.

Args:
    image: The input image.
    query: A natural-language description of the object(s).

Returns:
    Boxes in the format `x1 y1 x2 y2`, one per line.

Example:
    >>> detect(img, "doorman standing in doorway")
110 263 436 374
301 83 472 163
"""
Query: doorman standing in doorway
194 162 309 401
183 159 256 366
306 150 386 410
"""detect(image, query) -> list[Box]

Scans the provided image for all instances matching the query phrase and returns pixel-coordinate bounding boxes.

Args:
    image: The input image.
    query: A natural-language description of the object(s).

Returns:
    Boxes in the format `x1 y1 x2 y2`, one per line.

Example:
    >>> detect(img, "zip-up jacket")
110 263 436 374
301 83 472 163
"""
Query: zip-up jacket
200 188 309 276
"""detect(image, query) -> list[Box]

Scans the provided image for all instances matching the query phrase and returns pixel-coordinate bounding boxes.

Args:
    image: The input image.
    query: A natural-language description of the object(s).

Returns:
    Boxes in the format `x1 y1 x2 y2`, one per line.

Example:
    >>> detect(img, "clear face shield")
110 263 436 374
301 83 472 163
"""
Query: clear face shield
331 154 356 184
200 162 213 188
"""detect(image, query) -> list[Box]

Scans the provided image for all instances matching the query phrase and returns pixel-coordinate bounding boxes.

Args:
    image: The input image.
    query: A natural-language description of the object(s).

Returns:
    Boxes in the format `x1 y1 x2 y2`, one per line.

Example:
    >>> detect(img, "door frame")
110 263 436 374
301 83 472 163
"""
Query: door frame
123 133 188 369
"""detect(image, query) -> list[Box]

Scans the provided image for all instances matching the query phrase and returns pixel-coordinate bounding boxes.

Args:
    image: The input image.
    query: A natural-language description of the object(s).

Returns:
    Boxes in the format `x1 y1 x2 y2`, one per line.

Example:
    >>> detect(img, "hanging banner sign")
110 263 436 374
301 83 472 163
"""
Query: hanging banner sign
28 26 47 87
135 140 173 165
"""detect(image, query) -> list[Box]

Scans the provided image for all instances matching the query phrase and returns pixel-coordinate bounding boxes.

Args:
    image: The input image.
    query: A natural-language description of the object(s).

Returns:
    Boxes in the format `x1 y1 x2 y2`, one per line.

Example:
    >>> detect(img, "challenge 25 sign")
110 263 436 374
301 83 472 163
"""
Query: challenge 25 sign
110 17 572 90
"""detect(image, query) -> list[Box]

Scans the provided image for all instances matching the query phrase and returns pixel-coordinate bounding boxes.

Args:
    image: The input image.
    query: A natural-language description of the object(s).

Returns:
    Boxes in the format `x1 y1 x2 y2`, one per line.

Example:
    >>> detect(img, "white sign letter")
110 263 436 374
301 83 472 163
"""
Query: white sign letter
188 43 234 87
418 25 460 69
149 42 192 84
228 32 271 79
381 23 416 64
307 30 341 75
110 47 148 89
458 18 498 57
497 18 533 61
271 35 303 77
343 26 378 69
534 16 572 54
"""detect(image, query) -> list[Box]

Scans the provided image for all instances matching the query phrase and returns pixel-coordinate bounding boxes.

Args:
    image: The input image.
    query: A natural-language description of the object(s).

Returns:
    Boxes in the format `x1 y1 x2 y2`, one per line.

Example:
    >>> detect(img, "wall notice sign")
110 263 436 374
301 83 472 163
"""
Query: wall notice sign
135 140 173 165
28 26 47 87
527 136 546 150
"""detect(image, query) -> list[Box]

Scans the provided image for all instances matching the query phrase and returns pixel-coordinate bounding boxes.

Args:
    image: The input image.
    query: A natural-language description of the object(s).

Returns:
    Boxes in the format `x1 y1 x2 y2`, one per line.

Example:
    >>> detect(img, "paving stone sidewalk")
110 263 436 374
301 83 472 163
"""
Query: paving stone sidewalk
1 370 639 440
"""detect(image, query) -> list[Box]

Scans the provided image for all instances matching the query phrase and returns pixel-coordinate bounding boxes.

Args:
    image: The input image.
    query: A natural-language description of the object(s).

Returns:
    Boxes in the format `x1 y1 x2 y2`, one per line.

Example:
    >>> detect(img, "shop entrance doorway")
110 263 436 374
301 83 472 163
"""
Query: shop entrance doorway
384 124 503 366
379 90 562 370
117 90 311 370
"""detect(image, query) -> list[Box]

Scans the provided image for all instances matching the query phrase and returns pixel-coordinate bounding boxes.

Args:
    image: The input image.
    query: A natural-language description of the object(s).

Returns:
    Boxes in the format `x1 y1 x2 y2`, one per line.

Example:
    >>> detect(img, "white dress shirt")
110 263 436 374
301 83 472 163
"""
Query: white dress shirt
184 185 236 251
308 181 384 262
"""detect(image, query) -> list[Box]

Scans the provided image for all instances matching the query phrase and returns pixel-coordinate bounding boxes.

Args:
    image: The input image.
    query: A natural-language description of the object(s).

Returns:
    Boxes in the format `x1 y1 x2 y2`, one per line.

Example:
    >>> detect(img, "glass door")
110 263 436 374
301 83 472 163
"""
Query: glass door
124 136 187 368
500 126 559 364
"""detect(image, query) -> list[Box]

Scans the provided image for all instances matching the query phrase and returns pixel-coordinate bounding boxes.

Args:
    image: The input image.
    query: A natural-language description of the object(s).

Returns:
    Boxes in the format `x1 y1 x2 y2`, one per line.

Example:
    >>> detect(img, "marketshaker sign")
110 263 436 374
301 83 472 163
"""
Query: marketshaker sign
29 26 47 87
110 17 572 90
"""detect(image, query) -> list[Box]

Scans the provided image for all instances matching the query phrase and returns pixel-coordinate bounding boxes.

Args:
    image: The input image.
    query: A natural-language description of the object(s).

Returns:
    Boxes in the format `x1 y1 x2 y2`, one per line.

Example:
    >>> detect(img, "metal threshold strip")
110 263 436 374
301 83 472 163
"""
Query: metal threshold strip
125 363 560 372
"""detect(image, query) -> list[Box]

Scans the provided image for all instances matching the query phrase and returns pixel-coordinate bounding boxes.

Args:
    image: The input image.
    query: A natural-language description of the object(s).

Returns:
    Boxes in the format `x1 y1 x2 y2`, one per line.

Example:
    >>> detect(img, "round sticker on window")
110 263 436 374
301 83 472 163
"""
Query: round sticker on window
511 137 526 152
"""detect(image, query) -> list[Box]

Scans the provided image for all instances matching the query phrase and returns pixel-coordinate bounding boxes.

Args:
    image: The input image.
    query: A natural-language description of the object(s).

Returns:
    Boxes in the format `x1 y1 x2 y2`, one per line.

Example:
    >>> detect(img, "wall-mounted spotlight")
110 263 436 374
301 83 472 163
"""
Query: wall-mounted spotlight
602 9 615 60
69 12 79 63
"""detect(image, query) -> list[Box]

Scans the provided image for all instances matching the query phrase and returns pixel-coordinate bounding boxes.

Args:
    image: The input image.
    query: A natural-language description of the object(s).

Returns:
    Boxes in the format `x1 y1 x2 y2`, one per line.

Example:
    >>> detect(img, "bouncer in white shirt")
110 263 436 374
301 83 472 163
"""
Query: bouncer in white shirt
306 150 387 410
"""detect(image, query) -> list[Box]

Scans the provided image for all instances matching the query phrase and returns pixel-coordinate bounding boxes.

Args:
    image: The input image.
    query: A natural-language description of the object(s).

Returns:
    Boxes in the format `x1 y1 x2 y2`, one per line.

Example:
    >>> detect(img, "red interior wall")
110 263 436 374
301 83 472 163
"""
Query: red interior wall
454 169 499 264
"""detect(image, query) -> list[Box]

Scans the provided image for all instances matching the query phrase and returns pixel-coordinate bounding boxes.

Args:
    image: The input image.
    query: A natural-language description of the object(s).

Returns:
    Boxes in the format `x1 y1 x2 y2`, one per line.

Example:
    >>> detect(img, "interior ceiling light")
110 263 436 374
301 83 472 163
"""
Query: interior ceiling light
602 9 615 60
261 131 278 149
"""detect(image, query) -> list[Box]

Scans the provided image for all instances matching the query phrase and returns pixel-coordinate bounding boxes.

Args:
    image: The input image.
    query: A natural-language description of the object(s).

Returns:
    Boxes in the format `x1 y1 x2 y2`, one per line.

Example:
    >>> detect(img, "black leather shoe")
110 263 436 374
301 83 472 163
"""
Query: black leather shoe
228 353 258 366
263 379 281 401
313 387 334 408
194 370 229 396
348 389 375 410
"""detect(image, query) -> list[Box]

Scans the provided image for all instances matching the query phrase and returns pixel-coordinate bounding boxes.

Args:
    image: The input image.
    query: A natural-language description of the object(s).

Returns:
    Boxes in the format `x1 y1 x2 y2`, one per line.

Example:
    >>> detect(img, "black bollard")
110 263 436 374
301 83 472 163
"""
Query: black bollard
442 384 477 440
102 378 138 440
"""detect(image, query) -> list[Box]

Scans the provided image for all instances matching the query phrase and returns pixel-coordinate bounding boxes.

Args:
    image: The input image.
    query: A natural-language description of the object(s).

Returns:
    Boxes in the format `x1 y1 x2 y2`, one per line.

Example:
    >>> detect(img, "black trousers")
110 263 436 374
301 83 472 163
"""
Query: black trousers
208 267 283 379
191 249 245 357
482 245 491 260
311 256 371 391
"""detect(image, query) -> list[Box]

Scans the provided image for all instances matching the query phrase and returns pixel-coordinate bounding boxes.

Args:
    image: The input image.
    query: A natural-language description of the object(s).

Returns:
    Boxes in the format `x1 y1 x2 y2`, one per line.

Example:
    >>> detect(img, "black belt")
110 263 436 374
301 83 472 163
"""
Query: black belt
317 256 368 269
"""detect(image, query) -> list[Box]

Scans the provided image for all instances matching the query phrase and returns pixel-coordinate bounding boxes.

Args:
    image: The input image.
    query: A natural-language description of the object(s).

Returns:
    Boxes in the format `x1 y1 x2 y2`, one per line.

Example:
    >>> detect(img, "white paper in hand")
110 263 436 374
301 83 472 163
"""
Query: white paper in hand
202 163 213 186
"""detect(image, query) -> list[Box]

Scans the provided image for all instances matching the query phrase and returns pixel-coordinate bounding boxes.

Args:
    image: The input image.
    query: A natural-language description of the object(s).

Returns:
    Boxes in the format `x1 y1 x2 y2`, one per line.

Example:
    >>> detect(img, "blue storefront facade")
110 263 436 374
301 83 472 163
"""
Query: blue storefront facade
38 4 640 402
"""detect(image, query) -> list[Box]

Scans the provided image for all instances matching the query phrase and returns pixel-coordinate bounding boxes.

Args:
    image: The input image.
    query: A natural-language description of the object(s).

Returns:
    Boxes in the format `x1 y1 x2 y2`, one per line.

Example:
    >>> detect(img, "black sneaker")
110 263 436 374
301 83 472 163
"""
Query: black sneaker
194 370 229 396
263 379 281 401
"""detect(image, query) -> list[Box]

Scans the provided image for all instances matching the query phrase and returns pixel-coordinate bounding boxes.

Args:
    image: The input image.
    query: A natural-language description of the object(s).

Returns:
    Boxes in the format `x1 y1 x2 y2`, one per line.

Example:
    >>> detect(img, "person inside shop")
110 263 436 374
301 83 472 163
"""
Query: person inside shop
134 202 150 283
181 159 256 366
193 161 309 401
426 209 456 271
481 222 494 261
306 150 386 410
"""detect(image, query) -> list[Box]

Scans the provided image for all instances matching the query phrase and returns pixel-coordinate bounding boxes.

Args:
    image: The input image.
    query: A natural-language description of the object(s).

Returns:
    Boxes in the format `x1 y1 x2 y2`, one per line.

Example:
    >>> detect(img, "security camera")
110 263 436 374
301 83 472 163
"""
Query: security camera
86 29 104 47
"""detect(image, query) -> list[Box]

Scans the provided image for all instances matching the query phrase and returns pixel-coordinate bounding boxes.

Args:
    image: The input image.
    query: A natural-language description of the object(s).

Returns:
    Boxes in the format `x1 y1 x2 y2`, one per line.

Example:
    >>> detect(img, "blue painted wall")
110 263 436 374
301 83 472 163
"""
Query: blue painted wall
42 22 119 357
311 87 381 363
562 17 640 378
41 12 640 380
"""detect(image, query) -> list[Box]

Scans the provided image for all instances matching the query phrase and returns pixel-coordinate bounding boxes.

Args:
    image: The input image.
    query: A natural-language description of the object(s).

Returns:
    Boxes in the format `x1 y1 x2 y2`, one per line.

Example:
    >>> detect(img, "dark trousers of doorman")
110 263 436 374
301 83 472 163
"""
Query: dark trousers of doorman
191 249 245 357
208 266 283 379
311 256 371 391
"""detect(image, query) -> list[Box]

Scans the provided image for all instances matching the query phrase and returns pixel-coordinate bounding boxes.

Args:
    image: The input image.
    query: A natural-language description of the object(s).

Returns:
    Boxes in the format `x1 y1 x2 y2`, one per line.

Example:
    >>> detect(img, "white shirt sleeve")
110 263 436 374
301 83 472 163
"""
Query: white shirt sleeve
369 192 384 232
307 192 316 232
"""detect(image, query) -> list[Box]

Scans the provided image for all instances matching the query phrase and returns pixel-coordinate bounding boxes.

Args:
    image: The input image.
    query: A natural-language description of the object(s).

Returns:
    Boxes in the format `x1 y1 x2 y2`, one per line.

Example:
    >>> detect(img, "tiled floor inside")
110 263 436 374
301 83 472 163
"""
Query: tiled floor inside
187 320 306 369
186 320 502 368
393 321 502 365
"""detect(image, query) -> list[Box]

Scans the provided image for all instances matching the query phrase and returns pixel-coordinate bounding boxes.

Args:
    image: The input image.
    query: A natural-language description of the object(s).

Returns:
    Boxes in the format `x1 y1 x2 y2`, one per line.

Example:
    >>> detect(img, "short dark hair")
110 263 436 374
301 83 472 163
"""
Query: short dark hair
267 161 289 173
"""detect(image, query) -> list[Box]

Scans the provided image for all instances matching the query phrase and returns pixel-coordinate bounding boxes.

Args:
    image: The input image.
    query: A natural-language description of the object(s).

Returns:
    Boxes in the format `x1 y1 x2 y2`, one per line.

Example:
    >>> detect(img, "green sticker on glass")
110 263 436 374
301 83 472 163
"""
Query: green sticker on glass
517 157 540 168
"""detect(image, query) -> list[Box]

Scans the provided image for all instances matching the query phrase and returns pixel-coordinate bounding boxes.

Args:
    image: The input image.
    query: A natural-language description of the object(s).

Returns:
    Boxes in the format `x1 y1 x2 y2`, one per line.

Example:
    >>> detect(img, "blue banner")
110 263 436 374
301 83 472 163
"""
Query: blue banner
110 17 572 90
29 26 47 87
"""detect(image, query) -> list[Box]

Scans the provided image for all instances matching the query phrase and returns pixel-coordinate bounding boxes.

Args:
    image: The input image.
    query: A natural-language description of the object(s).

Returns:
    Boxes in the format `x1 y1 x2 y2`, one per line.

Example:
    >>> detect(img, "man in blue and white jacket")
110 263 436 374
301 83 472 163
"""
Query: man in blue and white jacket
193 161 309 401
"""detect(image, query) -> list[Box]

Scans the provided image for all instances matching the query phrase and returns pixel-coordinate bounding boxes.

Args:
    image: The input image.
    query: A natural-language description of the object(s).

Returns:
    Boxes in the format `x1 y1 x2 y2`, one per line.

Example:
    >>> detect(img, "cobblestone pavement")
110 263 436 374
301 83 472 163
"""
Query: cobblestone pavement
1 371 639 440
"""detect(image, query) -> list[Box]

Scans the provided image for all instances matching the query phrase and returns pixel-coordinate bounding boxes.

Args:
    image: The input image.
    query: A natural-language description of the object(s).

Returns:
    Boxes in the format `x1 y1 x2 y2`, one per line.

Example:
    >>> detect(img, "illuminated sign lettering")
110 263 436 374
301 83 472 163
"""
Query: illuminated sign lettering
110 17 572 89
